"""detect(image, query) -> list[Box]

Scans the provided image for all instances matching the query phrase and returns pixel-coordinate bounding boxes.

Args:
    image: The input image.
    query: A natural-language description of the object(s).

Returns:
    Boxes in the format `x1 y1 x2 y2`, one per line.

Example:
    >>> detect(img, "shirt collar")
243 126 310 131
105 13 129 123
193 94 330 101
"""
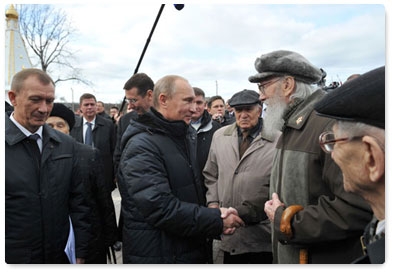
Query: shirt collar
10 112 43 138
83 116 96 126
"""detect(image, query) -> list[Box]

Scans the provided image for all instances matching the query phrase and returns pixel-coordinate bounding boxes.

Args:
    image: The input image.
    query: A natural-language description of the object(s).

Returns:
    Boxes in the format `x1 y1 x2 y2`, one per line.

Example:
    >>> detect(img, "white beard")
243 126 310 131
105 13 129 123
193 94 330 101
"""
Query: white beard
263 93 288 133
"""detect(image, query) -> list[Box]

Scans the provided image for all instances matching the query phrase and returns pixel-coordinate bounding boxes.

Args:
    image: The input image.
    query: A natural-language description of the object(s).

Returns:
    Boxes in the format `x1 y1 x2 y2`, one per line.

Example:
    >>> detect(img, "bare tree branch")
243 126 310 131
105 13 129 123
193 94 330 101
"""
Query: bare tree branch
17 4 92 87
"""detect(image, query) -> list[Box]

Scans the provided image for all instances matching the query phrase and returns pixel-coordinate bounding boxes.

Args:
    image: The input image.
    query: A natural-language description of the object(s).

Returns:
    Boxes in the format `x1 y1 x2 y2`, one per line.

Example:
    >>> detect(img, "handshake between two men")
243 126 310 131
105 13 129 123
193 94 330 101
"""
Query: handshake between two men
207 204 245 235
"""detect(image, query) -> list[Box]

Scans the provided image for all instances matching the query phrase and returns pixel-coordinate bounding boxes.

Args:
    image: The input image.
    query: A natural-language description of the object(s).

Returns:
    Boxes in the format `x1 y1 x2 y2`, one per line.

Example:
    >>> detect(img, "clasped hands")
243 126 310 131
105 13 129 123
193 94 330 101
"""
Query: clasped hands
208 203 244 235
220 207 245 235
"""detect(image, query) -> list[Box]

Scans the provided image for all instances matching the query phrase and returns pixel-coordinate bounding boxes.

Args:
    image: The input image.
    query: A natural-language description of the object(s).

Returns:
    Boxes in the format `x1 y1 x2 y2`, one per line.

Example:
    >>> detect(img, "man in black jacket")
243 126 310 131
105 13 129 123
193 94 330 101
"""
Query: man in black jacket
117 75 244 263
190 87 221 191
112 72 155 249
5 68 90 263
46 103 118 264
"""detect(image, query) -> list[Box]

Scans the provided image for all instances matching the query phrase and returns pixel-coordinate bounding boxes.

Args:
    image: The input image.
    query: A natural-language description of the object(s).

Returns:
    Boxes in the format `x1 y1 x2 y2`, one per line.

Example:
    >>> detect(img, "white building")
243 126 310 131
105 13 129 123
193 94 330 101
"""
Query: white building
5 4 33 102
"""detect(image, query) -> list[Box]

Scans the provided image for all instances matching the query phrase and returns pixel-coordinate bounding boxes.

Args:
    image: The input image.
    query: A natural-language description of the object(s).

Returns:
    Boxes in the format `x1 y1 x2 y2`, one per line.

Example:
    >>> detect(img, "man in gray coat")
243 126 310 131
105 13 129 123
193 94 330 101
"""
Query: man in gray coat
5 68 90 263
204 89 280 263
252 50 372 263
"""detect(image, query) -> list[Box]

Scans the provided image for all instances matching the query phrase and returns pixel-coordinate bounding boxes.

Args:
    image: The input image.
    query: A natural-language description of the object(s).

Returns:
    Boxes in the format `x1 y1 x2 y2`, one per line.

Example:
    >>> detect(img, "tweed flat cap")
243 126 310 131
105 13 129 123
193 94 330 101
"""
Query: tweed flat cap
229 89 261 107
248 50 322 84
50 103 76 130
315 66 385 129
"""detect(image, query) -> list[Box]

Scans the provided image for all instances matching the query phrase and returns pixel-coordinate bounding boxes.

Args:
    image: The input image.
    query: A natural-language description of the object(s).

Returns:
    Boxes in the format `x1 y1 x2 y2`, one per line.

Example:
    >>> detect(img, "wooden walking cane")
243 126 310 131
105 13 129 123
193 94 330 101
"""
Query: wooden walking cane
280 205 308 264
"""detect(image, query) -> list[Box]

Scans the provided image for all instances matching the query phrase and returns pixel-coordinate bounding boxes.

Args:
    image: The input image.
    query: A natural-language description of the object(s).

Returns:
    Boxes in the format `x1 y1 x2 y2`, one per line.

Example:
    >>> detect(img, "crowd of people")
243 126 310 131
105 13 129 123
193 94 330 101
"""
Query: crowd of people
5 49 385 264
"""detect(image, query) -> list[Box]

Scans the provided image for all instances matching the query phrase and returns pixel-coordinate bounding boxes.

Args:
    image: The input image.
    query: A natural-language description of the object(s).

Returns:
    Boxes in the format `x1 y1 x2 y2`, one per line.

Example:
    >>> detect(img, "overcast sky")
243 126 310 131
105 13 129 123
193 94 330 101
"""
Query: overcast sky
16 1 387 105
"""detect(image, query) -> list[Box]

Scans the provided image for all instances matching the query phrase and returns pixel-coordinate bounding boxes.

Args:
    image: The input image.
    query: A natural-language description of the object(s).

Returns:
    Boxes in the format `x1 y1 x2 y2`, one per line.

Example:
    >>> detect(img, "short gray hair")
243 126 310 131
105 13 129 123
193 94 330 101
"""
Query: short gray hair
289 77 315 101
153 75 189 108
336 121 385 151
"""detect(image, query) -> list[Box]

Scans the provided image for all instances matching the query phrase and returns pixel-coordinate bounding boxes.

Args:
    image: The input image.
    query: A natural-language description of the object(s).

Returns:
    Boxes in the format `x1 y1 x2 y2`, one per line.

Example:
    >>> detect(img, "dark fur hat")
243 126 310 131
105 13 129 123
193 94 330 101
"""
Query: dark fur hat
50 103 76 130
248 50 322 84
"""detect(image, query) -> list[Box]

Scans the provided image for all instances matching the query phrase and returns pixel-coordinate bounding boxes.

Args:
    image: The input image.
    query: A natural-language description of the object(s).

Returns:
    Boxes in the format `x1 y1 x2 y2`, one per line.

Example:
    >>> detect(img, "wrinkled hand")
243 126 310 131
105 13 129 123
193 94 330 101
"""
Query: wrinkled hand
264 192 285 222
220 207 245 235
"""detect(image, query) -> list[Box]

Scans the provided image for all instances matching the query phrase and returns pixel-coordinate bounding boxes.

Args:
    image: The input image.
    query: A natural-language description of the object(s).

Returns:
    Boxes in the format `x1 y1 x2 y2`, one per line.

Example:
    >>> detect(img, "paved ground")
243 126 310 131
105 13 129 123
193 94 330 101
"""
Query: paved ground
109 188 224 264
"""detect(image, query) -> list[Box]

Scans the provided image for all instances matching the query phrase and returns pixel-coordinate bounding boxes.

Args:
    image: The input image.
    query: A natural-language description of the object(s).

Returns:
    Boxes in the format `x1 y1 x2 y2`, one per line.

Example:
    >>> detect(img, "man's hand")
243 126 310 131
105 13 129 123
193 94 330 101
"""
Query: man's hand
212 113 223 123
220 207 245 235
264 192 285 222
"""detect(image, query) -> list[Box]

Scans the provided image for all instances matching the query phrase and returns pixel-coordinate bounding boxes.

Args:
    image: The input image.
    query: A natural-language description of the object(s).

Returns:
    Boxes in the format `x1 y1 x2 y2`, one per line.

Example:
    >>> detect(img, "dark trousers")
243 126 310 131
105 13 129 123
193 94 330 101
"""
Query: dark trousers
223 251 273 264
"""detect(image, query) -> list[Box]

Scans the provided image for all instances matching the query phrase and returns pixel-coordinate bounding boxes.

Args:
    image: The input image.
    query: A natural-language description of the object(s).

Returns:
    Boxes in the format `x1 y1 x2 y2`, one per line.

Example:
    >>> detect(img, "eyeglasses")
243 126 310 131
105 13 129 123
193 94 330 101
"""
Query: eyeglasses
319 131 363 153
125 98 138 104
257 78 282 95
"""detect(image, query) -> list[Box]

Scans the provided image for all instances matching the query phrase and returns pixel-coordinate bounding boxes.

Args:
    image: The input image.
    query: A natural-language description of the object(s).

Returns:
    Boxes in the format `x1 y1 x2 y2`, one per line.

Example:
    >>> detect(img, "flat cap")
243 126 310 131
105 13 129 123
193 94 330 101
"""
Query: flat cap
228 89 261 107
315 66 385 129
50 103 76 130
248 50 322 84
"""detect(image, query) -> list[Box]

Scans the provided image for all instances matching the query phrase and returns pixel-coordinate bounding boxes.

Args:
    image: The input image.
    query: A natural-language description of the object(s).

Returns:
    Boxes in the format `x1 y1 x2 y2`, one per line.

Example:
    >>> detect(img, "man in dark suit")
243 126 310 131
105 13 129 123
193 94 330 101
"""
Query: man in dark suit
70 93 117 192
5 68 90 263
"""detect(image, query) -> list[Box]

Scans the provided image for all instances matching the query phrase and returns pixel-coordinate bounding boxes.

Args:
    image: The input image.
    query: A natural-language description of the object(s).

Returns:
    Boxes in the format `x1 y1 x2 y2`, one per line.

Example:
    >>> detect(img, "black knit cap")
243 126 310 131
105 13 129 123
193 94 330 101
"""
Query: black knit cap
315 66 385 129
50 103 76 130
228 89 261 107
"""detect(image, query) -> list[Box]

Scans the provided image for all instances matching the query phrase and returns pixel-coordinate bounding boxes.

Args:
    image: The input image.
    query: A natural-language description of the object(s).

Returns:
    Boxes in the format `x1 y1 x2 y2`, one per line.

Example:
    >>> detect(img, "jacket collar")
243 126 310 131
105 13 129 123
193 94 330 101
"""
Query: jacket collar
223 118 277 142
5 115 64 146
283 89 326 130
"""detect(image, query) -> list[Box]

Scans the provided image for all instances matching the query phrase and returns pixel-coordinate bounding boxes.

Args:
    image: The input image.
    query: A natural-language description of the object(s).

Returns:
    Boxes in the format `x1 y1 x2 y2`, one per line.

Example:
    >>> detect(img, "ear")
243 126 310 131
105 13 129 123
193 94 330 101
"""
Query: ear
8 91 17 106
158 93 168 108
363 136 385 182
257 106 263 116
146 89 153 100
282 76 296 99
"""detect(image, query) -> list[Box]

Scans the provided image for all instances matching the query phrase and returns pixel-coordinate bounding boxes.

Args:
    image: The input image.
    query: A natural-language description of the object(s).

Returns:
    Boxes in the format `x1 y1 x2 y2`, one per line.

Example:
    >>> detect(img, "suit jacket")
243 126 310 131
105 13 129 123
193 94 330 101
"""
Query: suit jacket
70 115 116 191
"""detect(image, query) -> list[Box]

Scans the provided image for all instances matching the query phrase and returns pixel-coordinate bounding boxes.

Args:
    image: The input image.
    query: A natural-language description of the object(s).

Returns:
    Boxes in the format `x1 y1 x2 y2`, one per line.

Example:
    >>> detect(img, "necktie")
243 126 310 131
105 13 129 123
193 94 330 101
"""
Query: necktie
239 132 250 158
85 122 93 146
28 134 41 167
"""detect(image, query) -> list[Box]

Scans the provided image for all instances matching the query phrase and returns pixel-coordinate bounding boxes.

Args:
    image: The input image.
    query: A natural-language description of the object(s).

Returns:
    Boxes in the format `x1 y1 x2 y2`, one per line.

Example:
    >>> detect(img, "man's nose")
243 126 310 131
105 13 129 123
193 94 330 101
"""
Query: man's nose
190 103 196 113
38 101 50 113
259 93 267 102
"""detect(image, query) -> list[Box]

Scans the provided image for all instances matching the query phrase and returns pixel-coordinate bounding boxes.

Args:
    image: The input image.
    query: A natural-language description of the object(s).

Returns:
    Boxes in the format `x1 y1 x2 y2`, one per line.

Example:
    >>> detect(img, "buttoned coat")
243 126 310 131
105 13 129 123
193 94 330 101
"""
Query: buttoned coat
204 121 280 255
70 115 116 191
5 115 91 263
270 90 372 263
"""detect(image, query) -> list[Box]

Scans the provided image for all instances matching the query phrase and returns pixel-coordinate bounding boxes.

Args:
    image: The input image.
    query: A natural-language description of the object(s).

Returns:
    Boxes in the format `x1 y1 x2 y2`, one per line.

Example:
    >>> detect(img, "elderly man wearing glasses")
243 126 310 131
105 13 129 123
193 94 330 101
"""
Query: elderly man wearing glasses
315 66 385 264
250 50 372 264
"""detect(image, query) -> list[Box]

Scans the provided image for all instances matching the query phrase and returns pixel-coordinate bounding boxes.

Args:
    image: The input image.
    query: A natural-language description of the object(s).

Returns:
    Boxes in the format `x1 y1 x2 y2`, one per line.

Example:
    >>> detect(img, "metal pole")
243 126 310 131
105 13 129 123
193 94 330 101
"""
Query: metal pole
118 4 166 114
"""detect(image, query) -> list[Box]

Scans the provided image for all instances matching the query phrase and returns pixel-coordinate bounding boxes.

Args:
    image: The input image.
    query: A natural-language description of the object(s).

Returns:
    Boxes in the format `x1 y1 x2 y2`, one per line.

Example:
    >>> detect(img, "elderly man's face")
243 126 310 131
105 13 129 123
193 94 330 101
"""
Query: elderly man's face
234 105 262 131
261 84 288 134
46 116 70 135
331 124 367 194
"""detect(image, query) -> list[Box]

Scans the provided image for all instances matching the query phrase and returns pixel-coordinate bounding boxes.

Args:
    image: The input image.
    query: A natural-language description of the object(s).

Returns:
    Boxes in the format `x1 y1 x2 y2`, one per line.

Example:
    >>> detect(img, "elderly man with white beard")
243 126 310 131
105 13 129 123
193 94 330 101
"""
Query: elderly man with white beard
249 50 372 264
